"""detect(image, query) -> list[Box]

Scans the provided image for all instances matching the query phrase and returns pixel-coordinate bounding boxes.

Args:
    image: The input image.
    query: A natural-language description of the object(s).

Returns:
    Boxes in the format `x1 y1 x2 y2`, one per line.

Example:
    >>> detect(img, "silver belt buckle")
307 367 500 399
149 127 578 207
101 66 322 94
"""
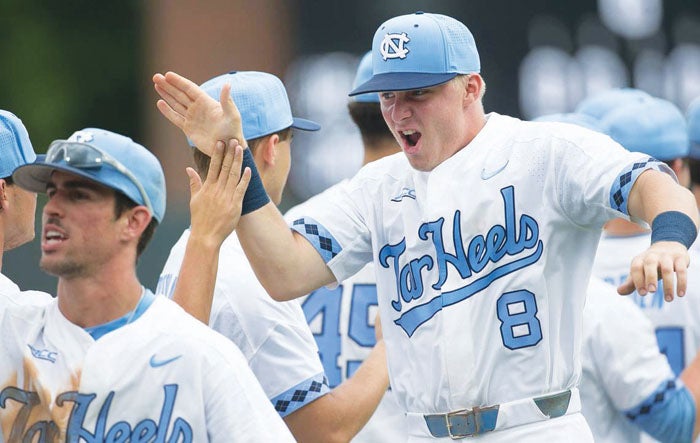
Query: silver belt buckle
445 406 478 439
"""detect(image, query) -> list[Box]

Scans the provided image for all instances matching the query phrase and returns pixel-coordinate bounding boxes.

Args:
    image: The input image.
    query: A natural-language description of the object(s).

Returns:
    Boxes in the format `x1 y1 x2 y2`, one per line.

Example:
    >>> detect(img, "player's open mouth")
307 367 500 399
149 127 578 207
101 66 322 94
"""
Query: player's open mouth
44 230 67 245
401 130 421 147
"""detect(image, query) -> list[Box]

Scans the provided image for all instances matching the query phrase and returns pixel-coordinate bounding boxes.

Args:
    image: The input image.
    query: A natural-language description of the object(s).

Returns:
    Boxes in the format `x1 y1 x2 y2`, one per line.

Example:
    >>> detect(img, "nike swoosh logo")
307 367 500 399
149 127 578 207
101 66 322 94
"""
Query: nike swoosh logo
149 354 182 368
480 160 509 180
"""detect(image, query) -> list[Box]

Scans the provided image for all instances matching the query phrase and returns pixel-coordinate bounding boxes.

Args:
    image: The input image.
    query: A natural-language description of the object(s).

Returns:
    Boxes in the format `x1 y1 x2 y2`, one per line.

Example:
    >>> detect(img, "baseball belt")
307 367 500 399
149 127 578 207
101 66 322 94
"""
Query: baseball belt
415 389 576 439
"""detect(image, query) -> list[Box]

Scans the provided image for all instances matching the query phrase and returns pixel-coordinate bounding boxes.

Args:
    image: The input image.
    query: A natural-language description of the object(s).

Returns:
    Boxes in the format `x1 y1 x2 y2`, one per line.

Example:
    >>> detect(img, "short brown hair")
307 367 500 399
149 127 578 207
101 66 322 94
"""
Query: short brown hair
114 192 158 258
192 127 293 178
347 102 394 147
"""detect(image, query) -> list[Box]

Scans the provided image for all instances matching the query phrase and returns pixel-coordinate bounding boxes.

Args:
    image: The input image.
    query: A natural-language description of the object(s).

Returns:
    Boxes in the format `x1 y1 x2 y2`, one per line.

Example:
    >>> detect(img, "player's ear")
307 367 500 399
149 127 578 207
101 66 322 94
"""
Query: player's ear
464 74 483 105
119 206 151 243
261 134 280 167
0 179 10 211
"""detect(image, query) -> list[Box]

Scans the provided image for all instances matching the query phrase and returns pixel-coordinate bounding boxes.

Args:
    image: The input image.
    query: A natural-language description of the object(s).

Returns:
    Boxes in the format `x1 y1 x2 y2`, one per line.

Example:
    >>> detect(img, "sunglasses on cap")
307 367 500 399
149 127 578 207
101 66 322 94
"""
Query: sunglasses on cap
45 140 154 215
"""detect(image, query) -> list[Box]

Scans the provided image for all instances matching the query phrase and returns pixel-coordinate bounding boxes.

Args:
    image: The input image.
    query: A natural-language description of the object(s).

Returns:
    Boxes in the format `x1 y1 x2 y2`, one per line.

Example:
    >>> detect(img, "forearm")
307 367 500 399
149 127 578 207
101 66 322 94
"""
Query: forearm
171 233 221 323
284 340 390 443
628 170 699 228
238 202 335 301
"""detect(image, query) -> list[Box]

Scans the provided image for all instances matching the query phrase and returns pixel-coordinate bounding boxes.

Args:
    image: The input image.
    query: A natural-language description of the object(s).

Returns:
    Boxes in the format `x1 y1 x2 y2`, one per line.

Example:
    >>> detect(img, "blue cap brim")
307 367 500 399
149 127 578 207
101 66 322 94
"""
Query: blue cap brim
292 117 321 132
13 162 113 195
349 72 458 96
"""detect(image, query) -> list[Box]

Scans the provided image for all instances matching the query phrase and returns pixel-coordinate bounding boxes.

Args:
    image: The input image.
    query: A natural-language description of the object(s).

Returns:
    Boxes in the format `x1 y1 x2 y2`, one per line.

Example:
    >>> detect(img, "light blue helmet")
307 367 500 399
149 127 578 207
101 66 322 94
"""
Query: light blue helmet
575 88 652 120
687 96 700 160
350 12 480 95
13 128 167 222
0 110 36 178
352 51 380 103
600 98 689 161
193 71 320 146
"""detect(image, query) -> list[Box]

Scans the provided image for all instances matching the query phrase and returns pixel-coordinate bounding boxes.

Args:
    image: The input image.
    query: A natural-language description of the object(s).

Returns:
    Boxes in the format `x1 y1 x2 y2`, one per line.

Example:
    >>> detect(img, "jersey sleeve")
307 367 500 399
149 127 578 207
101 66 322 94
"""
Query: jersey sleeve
551 126 674 228
210 285 329 418
203 339 296 442
285 177 375 283
248 322 330 417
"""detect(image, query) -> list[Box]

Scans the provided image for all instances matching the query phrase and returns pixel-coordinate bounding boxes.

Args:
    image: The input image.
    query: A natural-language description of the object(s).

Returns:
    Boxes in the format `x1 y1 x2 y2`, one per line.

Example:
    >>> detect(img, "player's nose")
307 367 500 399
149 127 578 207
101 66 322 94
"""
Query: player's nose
42 193 64 218
390 94 412 122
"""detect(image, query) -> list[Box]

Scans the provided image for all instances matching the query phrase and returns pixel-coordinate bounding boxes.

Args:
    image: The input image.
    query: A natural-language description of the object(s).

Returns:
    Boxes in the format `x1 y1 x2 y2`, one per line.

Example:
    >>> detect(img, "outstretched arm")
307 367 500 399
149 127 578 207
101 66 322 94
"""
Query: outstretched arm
153 71 335 301
284 312 389 442
170 140 251 322
620 169 699 301
284 340 389 443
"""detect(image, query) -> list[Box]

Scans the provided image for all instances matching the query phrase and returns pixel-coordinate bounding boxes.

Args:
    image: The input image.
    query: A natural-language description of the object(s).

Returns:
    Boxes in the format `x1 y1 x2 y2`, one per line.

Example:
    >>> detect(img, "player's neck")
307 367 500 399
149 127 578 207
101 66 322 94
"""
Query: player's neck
603 218 649 236
56 268 144 328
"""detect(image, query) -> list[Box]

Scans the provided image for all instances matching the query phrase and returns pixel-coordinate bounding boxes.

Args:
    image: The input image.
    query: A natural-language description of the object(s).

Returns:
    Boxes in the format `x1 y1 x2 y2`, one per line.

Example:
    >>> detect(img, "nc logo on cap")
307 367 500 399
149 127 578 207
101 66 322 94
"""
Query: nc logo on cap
380 32 410 60
68 130 95 143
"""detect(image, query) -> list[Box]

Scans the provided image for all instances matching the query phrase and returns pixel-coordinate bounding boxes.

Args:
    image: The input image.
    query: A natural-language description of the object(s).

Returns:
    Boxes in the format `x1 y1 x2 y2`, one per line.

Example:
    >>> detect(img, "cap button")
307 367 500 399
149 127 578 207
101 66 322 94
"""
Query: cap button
415 11 424 14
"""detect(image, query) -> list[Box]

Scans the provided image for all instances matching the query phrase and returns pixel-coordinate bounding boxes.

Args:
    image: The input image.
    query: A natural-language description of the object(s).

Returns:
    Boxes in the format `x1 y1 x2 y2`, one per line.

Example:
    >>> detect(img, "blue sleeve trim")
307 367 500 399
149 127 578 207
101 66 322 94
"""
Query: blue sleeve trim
609 157 667 215
271 373 330 417
624 378 695 443
291 217 342 264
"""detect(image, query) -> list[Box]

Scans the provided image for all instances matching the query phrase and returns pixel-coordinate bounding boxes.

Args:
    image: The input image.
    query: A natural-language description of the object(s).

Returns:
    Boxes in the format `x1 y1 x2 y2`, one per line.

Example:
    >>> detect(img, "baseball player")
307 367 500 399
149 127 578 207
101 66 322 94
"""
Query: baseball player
283 51 407 442
156 70 390 442
589 97 700 394
687 97 700 254
153 12 698 441
0 110 53 309
535 112 700 442
1 128 294 441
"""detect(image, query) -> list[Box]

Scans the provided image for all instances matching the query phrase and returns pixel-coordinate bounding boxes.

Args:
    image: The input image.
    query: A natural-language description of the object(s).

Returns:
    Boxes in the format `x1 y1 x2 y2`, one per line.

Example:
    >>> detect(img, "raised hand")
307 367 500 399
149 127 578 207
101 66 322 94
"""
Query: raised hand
187 138 251 245
617 241 691 302
153 71 246 155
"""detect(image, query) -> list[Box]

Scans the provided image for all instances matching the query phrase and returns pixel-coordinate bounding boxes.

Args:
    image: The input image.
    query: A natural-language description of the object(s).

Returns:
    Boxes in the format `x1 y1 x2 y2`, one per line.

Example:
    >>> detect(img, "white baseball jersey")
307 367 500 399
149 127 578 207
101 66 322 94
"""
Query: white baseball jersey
580 277 676 443
287 113 668 438
286 183 408 442
158 230 329 417
593 233 700 377
0 290 294 442
0 272 53 310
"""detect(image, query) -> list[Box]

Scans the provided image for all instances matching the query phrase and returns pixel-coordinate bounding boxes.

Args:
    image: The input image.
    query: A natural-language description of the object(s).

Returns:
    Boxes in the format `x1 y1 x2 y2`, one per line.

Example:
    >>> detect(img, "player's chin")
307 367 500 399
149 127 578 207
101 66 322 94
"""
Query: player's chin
404 152 436 172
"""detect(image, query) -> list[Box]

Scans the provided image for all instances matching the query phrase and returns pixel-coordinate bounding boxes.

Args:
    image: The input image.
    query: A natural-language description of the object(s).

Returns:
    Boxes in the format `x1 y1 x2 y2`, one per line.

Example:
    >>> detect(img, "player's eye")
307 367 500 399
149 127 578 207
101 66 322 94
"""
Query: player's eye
380 92 395 100
69 189 89 201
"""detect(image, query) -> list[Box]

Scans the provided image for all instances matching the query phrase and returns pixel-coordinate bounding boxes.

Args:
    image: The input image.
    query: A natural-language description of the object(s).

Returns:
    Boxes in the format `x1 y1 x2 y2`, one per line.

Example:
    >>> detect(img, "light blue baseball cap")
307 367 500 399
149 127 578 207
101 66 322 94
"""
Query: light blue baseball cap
0 110 36 178
13 128 166 222
533 112 603 132
600 98 689 160
352 51 379 103
687 96 700 160
575 88 652 120
349 12 480 96
192 71 320 147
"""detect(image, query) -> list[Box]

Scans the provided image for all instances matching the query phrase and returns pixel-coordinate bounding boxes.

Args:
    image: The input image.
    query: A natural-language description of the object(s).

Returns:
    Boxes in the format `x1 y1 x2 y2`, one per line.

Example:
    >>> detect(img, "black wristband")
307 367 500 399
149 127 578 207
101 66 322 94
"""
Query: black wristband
241 148 270 215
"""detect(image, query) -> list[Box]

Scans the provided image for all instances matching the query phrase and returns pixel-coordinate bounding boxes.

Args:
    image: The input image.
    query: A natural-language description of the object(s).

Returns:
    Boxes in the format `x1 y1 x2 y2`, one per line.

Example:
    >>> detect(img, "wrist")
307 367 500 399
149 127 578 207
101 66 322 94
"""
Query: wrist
651 211 698 249
241 148 270 214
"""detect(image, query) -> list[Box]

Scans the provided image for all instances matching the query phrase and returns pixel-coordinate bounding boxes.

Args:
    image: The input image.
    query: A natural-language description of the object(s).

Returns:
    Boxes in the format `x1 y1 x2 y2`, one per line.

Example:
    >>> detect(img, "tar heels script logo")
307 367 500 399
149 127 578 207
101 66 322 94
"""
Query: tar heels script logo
0 384 193 442
379 186 543 336
380 32 410 60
